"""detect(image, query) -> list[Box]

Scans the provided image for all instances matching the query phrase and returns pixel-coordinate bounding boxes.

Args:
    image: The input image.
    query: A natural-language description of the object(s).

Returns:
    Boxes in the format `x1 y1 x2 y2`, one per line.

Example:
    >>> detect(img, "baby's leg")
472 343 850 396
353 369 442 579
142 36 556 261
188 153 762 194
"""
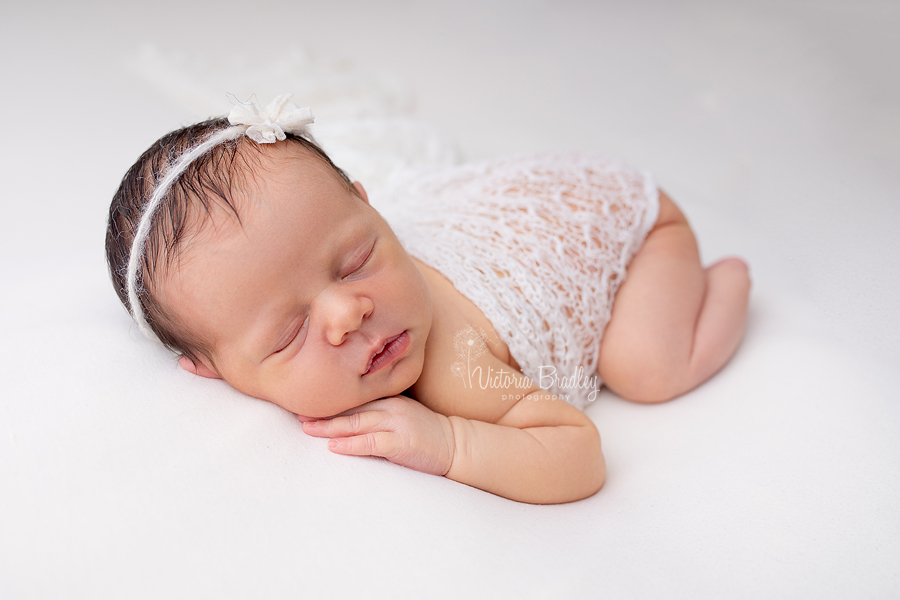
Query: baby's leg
597 192 751 403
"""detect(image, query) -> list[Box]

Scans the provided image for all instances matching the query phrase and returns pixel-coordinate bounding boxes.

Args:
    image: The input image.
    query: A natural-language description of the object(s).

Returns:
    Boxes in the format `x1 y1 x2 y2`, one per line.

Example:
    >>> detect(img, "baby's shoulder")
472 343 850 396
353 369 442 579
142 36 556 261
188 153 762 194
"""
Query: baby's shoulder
407 258 531 422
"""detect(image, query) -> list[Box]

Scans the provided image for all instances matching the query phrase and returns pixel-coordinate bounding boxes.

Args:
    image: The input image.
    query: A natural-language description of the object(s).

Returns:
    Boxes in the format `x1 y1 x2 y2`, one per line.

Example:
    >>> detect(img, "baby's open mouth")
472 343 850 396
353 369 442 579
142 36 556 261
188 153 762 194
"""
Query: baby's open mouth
363 331 410 376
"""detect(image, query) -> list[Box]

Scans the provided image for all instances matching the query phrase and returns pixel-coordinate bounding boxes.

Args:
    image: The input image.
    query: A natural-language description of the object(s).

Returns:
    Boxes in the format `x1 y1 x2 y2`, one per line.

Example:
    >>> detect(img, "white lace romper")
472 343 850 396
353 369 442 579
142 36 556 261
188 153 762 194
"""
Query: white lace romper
376 152 660 410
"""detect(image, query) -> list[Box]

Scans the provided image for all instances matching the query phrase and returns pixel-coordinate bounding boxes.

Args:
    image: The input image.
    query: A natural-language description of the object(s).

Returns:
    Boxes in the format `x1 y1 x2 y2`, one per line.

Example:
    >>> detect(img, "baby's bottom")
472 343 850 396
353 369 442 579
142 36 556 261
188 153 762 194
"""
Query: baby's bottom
598 192 751 403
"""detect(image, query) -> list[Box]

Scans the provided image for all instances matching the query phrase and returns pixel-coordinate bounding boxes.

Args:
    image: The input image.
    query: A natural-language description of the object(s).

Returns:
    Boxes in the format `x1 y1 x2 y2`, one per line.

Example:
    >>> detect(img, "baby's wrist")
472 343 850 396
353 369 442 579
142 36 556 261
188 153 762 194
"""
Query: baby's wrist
443 415 471 480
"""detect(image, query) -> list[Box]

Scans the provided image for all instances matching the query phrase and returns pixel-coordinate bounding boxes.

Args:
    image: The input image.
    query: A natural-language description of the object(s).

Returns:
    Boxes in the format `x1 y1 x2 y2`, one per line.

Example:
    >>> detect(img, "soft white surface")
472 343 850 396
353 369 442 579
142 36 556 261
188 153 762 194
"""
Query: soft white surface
1 1 898 598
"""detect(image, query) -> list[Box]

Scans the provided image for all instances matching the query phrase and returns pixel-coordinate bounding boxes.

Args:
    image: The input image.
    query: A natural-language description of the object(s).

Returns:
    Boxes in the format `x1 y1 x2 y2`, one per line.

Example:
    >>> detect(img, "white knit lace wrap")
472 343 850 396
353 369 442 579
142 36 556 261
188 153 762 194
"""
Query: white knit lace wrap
126 94 314 338
376 152 660 410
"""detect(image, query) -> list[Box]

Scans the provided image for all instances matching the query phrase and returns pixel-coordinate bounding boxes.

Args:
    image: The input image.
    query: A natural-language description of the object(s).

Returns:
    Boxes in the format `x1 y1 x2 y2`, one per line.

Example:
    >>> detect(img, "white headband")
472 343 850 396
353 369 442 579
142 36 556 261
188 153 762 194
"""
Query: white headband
125 93 315 339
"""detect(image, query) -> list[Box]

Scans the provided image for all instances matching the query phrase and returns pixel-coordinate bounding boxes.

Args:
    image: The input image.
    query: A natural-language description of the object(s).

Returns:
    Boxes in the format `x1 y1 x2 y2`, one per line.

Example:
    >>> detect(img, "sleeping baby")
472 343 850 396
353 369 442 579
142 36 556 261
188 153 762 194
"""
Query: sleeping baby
106 95 750 504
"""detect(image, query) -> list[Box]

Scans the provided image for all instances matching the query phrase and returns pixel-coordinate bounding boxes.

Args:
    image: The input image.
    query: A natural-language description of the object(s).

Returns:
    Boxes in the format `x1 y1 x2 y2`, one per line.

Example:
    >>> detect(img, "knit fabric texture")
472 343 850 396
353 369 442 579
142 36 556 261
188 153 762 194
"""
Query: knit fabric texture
377 152 660 409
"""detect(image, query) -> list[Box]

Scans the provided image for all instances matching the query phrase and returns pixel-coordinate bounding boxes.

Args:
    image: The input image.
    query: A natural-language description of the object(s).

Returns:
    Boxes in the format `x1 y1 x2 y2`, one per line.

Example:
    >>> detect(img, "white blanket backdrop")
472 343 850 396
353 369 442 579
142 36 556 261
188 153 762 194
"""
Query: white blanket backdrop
1 1 898 598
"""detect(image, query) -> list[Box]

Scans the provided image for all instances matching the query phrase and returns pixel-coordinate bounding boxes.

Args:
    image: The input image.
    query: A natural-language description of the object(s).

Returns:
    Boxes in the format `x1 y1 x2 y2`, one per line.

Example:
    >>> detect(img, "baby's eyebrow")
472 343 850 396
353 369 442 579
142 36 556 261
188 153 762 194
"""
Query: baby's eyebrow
239 305 289 361
238 281 307 359
334 219 372 255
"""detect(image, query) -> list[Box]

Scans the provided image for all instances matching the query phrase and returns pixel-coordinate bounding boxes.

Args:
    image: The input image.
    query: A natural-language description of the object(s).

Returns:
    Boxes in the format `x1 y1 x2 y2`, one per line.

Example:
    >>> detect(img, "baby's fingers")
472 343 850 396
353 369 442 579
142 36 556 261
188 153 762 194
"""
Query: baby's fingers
301 410 388 439
328 432 401 458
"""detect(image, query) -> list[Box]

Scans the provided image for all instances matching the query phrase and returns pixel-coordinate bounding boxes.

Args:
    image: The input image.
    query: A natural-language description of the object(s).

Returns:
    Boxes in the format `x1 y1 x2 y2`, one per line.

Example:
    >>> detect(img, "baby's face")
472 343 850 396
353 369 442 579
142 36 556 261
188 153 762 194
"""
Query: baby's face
161 145 433 418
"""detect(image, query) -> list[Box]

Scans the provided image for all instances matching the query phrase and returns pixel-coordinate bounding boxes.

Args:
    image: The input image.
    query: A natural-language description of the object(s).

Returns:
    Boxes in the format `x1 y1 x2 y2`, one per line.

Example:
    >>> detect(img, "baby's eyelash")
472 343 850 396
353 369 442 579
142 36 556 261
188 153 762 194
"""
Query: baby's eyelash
274 315 309 354
344 240 376 278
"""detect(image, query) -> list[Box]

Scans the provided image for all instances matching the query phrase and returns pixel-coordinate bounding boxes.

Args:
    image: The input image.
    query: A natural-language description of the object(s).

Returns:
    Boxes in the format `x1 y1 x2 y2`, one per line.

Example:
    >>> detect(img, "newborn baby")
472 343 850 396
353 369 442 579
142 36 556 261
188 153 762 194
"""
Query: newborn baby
106 95 750 504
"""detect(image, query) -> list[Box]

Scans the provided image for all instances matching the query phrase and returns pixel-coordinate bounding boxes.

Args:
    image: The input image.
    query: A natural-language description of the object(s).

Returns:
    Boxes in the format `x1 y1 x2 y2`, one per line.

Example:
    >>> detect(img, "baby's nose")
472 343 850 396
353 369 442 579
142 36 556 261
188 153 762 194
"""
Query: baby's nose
321 293 374 346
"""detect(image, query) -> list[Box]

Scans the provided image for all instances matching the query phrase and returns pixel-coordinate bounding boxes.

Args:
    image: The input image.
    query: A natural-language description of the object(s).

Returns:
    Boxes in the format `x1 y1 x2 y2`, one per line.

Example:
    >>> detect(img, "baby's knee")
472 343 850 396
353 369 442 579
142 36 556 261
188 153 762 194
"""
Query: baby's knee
654 190 689 230
599 349 685 404
611 375 683 404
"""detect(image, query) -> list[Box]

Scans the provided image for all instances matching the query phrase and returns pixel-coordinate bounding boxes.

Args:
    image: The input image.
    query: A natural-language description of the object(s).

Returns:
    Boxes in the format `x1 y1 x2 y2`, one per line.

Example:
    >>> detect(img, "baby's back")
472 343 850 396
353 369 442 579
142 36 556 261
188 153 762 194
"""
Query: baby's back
377 153 660 409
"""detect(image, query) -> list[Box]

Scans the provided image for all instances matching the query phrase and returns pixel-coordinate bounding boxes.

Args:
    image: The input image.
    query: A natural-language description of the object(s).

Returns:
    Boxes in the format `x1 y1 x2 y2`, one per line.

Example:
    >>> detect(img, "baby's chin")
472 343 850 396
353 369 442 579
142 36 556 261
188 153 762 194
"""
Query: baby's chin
275 391 387 421
264 357 425 419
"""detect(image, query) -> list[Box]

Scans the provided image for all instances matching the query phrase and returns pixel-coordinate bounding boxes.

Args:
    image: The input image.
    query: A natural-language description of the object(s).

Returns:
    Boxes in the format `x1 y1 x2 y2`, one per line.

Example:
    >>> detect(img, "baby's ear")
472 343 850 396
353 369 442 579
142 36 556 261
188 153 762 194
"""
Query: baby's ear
352 181 369 204
178 355 221 379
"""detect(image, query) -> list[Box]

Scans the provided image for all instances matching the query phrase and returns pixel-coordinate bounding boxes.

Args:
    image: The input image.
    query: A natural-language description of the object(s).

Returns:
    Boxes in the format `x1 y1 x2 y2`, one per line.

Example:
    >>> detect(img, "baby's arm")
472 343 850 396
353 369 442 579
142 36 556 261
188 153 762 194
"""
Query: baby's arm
445 390 605 503
301 351 605 504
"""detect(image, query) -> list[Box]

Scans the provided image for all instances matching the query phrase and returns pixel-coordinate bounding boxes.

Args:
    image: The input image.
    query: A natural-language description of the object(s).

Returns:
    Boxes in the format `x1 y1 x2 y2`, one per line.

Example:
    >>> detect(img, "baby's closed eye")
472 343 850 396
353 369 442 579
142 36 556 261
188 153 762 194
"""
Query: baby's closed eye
341 238 377 280
273 314 310 355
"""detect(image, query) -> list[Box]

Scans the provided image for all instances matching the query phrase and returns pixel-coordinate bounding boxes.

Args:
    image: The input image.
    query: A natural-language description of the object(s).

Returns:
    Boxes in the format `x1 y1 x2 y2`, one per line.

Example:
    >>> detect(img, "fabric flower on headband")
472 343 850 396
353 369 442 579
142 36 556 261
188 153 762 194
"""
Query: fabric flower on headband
227 93 315 143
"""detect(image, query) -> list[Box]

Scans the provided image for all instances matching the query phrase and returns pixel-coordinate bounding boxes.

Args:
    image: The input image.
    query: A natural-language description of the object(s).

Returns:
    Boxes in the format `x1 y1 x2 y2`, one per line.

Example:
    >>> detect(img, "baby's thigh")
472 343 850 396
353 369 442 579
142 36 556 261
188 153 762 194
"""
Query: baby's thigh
597 190 703 401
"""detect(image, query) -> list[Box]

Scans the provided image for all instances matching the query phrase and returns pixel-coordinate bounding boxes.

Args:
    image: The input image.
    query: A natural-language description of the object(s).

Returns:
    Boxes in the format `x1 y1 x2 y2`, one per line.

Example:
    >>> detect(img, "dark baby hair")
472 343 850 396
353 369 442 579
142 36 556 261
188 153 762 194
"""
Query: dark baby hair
105 116 353 366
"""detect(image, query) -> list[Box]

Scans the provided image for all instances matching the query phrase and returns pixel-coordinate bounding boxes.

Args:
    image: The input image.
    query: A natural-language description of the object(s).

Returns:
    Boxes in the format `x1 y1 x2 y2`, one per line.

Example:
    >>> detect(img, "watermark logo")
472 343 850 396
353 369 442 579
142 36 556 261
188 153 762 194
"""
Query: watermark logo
449 325 600 402
450 325 532 397
538 366 600 403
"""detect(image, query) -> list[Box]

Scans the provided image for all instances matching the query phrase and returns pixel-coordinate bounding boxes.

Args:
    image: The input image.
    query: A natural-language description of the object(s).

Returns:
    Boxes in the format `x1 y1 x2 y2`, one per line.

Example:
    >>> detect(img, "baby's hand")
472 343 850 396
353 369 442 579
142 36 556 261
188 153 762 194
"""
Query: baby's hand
300 396 456 476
